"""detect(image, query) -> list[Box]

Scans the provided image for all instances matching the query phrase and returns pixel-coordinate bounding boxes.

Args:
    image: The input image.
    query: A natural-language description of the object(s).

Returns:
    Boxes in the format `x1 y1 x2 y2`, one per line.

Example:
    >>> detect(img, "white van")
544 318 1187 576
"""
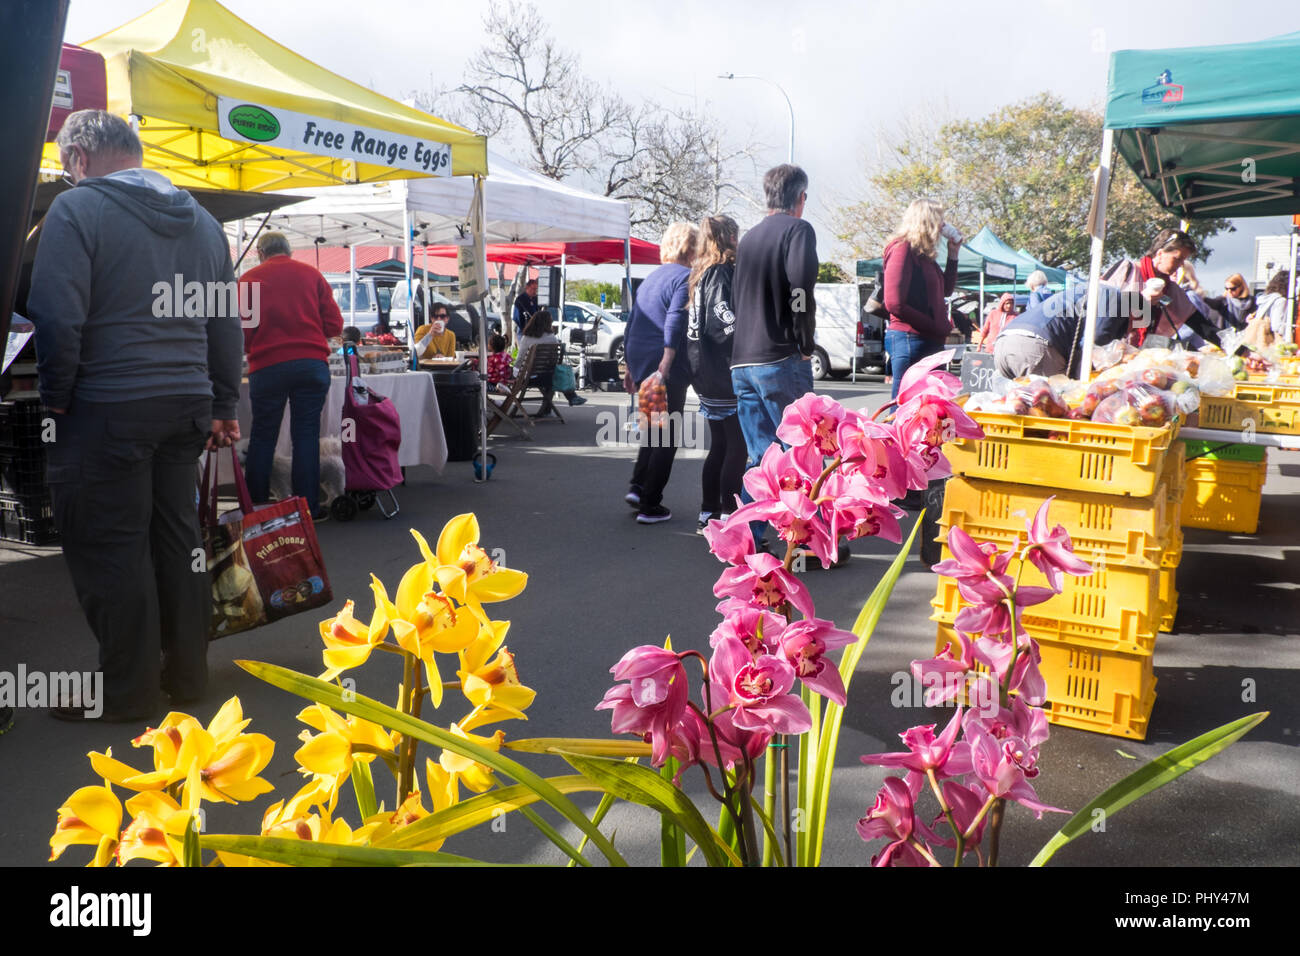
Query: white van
811 283 883 379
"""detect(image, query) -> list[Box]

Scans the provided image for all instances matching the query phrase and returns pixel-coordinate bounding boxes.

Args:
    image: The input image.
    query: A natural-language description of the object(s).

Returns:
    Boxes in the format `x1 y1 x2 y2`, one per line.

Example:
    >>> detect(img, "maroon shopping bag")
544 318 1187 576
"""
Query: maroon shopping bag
200 448 333 640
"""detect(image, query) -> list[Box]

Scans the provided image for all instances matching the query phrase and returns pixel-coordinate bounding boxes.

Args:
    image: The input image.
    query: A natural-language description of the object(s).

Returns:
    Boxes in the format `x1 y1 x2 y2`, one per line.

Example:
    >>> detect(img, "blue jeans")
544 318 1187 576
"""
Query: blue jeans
885 330 945 400
247 358 331 513
731 353 814 543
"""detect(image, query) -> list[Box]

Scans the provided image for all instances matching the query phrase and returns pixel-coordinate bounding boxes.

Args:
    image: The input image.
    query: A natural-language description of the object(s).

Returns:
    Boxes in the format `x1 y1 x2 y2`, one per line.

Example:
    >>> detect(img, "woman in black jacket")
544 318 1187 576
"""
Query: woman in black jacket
686 215 746 534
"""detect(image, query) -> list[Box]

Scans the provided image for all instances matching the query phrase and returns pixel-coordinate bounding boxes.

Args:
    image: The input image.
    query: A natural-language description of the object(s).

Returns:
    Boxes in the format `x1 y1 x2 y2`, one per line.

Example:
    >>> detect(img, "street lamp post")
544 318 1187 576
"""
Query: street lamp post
718 72 794 164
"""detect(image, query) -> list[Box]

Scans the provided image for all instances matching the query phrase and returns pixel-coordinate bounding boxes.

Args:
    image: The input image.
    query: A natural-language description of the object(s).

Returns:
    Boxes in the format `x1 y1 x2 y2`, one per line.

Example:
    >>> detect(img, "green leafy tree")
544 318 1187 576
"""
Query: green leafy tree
834 94 1232 270
567 280 621 308
817 262 852 283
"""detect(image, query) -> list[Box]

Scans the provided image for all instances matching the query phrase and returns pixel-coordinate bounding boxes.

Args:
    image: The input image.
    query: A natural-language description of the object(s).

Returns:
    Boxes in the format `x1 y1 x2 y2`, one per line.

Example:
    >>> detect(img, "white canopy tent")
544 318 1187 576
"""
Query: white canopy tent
234 150 633 480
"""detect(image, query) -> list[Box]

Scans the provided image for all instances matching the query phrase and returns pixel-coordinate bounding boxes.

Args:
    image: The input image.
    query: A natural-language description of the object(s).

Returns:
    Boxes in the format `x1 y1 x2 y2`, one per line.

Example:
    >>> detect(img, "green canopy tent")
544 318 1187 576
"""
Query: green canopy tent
1082 31 1300 377
964 226 1071 293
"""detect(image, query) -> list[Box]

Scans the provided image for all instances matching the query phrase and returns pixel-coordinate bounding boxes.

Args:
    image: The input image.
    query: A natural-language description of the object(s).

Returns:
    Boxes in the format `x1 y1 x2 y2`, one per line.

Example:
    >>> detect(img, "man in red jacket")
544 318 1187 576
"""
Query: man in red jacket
239 231 343 518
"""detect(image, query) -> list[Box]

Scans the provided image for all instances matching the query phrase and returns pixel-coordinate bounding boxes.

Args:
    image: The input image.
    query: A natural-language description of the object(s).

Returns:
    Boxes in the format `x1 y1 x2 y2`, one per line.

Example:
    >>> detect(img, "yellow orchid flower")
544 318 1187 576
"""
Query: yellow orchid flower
456 622 536 726
50 784 122 866
439 723 505 794
294 703 396 796
417 516 529 620
319 586 391 681
214 780 338 867
116 791 191 867
385 587 478 709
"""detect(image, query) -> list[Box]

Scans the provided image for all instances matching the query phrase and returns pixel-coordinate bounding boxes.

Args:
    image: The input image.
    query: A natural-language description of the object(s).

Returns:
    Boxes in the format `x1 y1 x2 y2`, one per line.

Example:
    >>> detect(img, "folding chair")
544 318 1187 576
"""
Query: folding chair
516 342 565 424
486 346 540 438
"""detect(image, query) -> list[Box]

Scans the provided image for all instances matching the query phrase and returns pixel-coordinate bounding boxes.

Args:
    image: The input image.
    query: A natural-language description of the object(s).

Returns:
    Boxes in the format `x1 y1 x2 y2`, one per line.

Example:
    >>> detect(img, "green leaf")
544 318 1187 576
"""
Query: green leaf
556 750 738 867
517 804 592 867
505 737 652 757
182 812 201 868
350 760 378 820
747 793 786 868
371 775 601 850
235 660 628 867
803 513 924 869
1030 712 1269 867
569 788 619 869
660 759 686 867
201 834 520 867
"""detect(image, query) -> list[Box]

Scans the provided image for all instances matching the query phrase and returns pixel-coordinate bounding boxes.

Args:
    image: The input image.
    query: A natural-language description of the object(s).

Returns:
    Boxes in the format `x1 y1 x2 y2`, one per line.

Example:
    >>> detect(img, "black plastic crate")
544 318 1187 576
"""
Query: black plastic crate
0 492 58 546
0 400 47 452
0 454 47 496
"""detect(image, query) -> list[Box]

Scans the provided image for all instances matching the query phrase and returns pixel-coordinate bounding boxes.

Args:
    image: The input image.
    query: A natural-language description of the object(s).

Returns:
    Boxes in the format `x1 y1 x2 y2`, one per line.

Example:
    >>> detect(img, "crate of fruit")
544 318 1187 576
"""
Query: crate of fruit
1199 381 1300 435
945 407 1177 498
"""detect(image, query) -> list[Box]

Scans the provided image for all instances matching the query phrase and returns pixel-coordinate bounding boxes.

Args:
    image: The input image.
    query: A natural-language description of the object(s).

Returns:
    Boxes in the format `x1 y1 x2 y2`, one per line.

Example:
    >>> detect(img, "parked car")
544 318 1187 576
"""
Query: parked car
326 273 394 336
811 283 883 380
558 300 626 361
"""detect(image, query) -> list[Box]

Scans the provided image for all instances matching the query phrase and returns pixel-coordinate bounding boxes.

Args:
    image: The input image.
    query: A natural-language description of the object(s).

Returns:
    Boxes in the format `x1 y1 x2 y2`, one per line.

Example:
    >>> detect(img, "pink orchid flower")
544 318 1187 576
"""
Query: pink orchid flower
933 525 1012 581
714 551 816 619
821 471 905 545
927 780 991 852
1025 497 1095 591
777 393 847 457
729 489 836 562
964 696 1051 750
895 350 961 406
1008 633 1048 706
777 618 857 705
967 725 1065 818
742 443 821 504
911 636 977 707
596 644 690 766
857 776 933 867
709 637 812 735
703 513 757 566
860 706 974 780
709 604 788 655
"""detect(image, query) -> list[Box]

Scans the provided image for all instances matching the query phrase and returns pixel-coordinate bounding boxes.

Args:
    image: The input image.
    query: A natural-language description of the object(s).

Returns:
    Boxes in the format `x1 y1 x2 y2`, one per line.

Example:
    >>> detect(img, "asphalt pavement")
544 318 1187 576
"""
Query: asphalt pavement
2 377 1297 868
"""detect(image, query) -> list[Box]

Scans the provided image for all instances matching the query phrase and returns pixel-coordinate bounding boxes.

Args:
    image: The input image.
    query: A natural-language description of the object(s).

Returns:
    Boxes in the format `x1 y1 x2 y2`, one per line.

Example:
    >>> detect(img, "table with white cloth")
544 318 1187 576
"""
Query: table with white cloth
222 371 448 482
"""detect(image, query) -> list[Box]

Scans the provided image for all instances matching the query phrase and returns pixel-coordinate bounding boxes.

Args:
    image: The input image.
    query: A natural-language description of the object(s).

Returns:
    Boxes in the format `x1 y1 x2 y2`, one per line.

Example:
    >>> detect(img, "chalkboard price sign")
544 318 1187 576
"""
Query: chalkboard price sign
959 351 998 393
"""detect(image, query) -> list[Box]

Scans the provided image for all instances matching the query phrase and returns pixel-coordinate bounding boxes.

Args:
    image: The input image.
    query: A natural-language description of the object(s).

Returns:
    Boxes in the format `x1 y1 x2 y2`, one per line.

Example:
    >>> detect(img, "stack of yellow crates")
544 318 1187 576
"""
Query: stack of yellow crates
1179 439 1269 534
934 414 1182 740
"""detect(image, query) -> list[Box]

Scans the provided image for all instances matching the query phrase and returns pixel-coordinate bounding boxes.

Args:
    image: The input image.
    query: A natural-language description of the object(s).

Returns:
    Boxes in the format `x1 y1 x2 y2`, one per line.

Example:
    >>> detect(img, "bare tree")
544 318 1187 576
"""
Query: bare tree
452 0 628 180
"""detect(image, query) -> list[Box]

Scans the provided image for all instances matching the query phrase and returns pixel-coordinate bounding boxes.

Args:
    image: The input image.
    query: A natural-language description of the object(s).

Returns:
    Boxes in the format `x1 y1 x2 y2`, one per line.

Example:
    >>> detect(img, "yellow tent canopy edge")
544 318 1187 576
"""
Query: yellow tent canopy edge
42 0 486 190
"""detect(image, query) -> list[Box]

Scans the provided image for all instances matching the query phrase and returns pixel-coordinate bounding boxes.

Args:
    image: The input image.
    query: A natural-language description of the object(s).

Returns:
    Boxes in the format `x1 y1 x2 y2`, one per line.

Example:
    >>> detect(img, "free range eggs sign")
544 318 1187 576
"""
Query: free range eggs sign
217 97 452 176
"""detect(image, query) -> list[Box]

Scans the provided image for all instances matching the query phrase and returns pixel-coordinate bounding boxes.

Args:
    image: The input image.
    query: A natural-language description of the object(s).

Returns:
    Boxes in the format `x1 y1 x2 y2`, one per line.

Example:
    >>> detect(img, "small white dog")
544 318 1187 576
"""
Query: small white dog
233 436 346 506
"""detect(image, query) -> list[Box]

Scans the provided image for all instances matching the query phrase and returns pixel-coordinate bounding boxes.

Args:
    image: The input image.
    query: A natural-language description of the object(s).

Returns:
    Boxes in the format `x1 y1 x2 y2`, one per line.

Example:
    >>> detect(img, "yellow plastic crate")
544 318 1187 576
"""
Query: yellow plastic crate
1199 381 1300 436
937 476 1170 569
947 409 1176 497
932 557 1162 655
1161 526 1184 569
934 623 1156 739
1162 444 1187 504
1179 457 1269 533
1158 567 1178 633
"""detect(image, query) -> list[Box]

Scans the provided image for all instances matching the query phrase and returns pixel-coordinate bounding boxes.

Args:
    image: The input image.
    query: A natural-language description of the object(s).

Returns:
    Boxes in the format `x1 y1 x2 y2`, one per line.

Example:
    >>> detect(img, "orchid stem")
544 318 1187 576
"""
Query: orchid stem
909 837 942 867
927 768 964 866
987 798 1005 867
762 745 776 867
963 794 998 841
780 735 792 866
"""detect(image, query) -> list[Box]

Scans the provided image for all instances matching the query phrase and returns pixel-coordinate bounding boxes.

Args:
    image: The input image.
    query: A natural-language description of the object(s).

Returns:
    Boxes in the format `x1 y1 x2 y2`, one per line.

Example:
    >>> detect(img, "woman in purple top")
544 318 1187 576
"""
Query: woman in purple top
622 221 698 524
881 198 962 398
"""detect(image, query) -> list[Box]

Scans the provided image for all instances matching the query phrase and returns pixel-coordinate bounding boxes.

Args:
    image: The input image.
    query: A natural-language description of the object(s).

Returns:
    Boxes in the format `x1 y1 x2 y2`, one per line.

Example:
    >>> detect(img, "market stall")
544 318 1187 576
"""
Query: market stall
962 226 1073 294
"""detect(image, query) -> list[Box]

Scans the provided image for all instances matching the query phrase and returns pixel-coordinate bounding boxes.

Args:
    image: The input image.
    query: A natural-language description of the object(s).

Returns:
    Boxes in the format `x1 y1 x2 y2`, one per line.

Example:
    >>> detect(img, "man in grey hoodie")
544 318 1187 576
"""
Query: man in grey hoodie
28 110 243 722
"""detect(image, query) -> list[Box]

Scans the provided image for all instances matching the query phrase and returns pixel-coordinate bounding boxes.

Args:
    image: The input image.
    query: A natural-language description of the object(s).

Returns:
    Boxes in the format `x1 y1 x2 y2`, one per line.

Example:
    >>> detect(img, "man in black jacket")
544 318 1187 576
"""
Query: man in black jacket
730 164 818 473
28 110 242 721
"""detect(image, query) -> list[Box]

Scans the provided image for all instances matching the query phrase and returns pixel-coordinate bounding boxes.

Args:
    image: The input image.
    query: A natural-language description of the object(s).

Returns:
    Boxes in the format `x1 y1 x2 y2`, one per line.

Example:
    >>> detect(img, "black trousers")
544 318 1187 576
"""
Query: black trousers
629 380 688 509
702 413 747 515
46 396 212 715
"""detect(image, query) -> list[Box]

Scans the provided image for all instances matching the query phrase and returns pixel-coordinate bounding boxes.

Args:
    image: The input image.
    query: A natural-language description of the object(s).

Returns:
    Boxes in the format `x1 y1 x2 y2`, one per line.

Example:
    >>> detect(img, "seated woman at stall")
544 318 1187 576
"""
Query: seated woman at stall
514 310 586 414
413 304 457 359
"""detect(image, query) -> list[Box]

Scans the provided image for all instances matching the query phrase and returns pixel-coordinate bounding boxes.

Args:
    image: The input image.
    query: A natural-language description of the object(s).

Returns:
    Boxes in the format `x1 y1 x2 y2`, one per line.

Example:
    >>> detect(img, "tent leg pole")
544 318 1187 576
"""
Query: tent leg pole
403 207 414 368
349 245 356 329
1081 128 1115 382
1287 231 1299 344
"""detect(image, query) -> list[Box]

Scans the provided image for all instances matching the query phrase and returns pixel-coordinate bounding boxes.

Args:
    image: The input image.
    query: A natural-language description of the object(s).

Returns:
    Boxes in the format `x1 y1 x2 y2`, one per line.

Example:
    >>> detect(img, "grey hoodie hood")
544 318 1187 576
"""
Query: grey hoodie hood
79 170 198 238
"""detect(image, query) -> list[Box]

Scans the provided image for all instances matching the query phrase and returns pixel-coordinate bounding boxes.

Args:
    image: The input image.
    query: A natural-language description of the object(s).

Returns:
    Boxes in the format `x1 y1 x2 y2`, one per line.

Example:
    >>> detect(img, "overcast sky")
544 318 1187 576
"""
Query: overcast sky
65 0 1300 288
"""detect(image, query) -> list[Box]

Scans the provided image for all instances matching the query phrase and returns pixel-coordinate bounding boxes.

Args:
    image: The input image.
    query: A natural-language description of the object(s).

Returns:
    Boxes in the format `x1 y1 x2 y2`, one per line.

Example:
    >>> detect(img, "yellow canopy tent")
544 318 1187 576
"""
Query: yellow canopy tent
41 0 487 190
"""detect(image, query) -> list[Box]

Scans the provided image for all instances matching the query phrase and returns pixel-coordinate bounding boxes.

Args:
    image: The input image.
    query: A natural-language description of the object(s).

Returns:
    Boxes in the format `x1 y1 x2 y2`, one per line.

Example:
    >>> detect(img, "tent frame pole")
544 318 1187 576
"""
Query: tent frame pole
403 206 415 368
1080 128 1115 382
349 245 357 328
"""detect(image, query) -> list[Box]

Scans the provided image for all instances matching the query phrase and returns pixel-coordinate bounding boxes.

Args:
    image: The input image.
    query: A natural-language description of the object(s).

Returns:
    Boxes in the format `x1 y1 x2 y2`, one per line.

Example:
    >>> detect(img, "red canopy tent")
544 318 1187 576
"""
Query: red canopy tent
421 237 660 265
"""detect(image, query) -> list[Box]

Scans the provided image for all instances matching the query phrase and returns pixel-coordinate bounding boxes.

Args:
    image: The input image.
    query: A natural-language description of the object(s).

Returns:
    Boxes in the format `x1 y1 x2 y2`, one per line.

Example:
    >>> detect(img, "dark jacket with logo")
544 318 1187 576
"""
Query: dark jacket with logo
28 170 241 417
686 262 738 404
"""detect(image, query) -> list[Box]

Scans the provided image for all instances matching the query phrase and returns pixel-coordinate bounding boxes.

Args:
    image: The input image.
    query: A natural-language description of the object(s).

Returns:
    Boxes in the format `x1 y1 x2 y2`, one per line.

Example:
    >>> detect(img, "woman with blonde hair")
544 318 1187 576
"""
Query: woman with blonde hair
686 214 745 533
881 198 962 398
623 220 699 524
